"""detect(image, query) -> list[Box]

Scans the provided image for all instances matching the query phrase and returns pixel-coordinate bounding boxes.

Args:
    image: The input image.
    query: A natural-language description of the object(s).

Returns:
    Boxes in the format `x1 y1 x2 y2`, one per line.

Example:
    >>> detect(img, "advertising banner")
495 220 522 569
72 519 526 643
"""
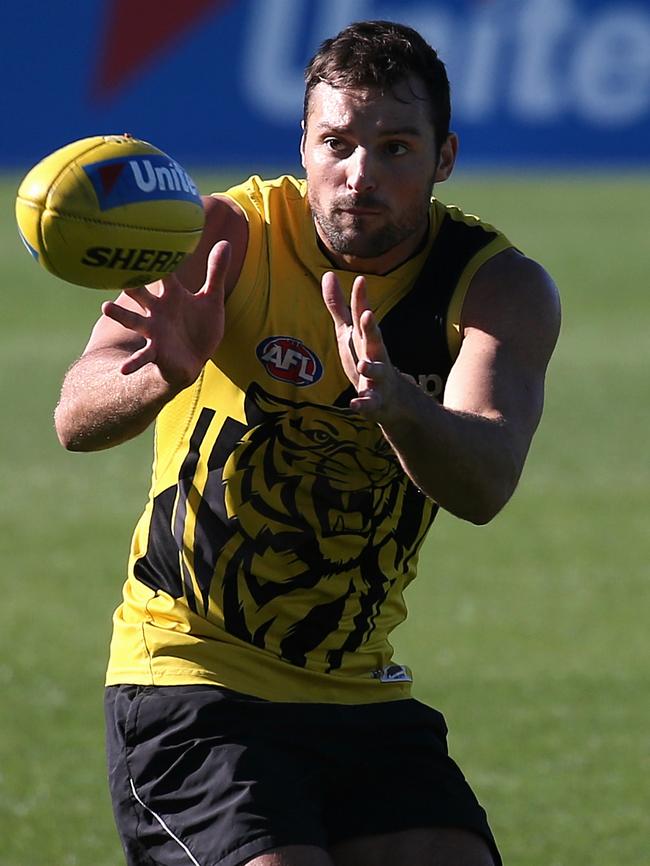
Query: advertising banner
1 0 649 168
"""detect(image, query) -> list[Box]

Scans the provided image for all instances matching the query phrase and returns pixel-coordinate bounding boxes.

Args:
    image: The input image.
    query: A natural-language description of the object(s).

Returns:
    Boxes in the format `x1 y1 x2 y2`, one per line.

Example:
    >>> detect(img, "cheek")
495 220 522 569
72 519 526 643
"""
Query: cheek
394 170 435 206
305 157 340 199
307 150 336 179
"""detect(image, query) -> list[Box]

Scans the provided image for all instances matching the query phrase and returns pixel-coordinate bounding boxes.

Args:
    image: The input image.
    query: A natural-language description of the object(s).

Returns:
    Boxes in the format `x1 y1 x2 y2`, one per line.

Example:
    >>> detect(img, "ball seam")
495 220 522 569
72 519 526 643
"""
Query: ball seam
43 209 203 234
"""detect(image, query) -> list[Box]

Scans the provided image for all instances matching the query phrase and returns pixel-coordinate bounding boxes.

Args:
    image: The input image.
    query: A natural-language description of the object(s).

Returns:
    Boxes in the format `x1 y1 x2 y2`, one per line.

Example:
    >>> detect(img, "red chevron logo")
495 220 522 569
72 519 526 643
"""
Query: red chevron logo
93 0 234 99
97 161 126 194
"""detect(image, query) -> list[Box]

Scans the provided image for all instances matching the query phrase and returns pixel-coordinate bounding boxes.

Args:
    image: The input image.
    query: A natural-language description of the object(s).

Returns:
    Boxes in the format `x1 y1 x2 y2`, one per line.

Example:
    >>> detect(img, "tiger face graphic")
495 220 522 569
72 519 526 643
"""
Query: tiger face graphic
210 385 433 670
223 387 403 567
135 384 436 672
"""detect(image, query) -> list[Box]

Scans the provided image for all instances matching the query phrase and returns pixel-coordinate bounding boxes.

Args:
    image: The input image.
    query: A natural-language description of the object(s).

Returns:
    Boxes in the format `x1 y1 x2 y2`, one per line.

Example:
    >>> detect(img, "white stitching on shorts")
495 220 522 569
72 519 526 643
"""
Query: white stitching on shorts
129 777 202 866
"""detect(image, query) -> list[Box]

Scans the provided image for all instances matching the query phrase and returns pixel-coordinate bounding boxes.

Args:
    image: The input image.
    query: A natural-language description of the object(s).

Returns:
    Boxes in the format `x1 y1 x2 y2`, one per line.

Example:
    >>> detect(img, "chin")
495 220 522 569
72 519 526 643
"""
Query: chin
333 235 397 259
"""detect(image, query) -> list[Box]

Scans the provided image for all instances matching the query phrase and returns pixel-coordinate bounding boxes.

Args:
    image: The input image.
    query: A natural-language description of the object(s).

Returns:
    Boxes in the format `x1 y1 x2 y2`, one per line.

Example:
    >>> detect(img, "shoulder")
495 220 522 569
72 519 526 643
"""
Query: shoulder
462 248 561 360
222 174 306 216
172 193 249 297
200 176 306 291
203 193 249 251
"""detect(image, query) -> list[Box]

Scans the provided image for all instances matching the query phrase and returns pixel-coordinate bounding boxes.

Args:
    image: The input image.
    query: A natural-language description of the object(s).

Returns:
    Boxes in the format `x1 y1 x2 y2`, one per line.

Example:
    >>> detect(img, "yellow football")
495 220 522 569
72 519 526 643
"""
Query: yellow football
15 134 205 290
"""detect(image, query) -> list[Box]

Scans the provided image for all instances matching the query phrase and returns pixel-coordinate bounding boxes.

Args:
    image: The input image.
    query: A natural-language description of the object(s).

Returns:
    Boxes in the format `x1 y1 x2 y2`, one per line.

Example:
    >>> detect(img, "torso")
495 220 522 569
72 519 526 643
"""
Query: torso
106 175 512 702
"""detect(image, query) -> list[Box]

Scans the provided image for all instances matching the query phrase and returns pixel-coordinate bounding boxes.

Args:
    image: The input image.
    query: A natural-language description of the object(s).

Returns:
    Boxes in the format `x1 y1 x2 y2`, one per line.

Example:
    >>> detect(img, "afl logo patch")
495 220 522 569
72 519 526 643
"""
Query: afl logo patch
256 336 323 387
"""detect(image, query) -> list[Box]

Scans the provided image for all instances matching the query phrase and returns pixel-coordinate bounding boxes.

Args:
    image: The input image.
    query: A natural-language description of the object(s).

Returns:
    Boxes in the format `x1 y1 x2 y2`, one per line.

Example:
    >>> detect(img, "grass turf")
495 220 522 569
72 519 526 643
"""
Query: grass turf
1 171 649 865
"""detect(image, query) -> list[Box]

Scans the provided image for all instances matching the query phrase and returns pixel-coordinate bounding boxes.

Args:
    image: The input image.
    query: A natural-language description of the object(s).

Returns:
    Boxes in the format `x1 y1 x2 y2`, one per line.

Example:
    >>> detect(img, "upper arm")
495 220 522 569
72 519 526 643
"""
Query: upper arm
171 193 248 296
81 193 249 357
444 248 561 463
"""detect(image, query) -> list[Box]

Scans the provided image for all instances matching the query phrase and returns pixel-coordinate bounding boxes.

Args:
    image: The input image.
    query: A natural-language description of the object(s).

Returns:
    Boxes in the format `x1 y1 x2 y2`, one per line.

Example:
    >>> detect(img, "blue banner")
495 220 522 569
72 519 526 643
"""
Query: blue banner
1 0 649 169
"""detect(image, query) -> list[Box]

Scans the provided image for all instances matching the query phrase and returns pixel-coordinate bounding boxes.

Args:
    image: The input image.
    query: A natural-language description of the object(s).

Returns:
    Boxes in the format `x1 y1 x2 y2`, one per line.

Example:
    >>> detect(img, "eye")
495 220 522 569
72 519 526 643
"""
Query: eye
385 141 409 156
306 429 333 444
323 137 350 156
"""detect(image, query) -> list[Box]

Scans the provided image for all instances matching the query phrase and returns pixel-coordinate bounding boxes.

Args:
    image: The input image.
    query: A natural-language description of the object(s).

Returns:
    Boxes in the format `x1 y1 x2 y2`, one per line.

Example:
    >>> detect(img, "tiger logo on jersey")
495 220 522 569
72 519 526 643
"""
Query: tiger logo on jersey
134 384 437 671
223 387 402 566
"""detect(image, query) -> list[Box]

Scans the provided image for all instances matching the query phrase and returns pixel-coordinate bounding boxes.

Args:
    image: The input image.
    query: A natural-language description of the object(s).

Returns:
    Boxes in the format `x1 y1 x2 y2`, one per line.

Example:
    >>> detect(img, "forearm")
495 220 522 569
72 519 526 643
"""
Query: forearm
379 380 523 524
324 252 558 523
54 348 177 452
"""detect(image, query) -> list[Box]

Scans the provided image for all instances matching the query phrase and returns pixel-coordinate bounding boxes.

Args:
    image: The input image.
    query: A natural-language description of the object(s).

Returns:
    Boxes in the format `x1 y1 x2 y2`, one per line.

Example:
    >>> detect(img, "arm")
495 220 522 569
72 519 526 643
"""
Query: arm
322 249 561 524
54 194 248 451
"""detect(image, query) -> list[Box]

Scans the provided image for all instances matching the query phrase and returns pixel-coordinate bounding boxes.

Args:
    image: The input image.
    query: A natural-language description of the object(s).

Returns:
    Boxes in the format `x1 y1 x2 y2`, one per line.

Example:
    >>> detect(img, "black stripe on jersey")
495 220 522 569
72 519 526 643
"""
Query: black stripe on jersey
379 212 498 381
333 212 498 408
133 408 215 609
396 484 438 571
174 408 216 612
133 484 185 599
280 579 355 668
193 416 249 614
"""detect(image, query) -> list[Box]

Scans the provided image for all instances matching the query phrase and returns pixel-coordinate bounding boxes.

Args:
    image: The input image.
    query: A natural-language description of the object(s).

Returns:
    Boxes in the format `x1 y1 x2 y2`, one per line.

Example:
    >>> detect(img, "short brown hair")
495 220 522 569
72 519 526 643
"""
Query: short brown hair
304 20 451 149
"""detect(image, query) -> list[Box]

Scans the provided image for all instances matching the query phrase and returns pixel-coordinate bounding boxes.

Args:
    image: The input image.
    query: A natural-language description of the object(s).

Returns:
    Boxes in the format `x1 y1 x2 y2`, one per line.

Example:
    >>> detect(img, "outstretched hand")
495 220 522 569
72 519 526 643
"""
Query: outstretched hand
321 271 405 421
101 240 231 392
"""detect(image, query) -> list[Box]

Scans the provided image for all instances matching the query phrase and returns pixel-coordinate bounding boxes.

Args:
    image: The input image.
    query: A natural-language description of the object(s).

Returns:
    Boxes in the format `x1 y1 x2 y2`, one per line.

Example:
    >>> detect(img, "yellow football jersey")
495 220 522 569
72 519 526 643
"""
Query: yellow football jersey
105 175 512 702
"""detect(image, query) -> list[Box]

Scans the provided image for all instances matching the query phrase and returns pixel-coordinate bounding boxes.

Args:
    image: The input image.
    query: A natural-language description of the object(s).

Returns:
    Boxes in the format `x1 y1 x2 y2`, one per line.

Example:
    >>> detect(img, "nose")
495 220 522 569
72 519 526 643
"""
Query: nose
346 147 376 194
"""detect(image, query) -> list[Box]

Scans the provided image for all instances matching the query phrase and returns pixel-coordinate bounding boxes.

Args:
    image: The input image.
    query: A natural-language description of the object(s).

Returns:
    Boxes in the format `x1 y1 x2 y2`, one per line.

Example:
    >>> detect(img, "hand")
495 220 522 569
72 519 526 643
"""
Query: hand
321 271 404 421
101 241 231 391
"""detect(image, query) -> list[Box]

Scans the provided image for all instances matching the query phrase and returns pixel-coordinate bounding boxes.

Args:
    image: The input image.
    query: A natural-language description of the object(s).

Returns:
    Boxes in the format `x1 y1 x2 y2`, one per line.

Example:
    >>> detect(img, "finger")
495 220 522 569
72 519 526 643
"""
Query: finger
357 359 388 380
102 301 151 336
359 308 388 361
322 272 352 329
120 340 155 375
350 275 369 334
349 276 388 365
349 390 383 416
122 284 155 310
200 240 231 299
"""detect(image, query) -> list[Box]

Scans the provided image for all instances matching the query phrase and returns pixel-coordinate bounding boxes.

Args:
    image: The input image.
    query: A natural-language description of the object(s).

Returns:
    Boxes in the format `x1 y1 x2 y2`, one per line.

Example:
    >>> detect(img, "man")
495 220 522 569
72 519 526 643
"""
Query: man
55 20 560 866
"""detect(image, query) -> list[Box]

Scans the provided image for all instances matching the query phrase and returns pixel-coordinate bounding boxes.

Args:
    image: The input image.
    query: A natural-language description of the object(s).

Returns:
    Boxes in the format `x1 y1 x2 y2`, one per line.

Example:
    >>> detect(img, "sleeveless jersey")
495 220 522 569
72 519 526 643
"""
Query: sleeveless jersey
106 175 512 703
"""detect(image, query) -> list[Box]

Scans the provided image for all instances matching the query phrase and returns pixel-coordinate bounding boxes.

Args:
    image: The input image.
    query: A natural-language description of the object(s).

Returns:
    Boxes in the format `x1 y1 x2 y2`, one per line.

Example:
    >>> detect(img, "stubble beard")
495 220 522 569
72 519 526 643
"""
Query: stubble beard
309 187 433 260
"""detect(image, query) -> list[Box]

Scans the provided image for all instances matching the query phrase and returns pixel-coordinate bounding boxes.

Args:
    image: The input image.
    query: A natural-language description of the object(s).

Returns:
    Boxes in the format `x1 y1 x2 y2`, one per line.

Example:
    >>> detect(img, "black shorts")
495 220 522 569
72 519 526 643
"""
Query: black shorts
105 684 501 866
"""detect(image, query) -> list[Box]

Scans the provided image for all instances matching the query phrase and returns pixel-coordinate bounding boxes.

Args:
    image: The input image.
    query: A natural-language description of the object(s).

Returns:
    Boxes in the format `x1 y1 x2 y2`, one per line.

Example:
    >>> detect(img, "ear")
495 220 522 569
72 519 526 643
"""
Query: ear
299 121 306 169
434 133 458 183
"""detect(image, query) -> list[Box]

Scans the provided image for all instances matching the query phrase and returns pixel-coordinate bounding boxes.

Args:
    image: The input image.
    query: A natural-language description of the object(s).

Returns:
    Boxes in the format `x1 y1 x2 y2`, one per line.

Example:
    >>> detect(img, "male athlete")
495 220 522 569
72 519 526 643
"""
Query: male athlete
55 20 560 866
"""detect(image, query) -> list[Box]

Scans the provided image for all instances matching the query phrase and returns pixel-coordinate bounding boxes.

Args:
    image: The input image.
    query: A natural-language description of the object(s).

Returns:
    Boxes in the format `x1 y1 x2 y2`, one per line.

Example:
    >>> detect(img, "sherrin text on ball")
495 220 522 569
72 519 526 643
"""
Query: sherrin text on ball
15 134 205 290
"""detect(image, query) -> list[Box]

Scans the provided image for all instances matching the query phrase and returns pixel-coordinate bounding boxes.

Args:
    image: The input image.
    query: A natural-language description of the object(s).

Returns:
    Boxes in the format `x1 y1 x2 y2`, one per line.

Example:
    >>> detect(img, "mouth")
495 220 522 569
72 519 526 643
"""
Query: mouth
336 198 385 215
343 208 381 217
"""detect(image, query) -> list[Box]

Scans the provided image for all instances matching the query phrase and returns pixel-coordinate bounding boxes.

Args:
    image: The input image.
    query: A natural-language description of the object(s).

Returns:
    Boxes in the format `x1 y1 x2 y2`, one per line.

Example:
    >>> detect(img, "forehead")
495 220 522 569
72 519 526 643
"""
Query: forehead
306 78 435 137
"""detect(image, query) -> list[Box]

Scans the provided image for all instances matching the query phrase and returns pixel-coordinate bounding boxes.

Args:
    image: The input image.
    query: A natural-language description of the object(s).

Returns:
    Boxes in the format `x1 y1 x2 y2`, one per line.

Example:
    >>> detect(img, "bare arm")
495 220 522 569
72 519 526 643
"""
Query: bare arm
55 344 181 451
322 249 561 523
54 195 248 451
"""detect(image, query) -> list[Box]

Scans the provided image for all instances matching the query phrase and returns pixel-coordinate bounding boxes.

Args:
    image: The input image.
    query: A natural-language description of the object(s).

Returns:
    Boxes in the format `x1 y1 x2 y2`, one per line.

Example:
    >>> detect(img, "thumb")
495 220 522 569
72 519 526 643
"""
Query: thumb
321 271 352 329
200 240 231 299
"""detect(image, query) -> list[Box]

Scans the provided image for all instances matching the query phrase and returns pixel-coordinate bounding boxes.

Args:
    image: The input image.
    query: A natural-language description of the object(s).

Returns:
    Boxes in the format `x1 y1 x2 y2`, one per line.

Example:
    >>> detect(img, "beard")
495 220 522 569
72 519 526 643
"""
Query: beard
309 185 433 260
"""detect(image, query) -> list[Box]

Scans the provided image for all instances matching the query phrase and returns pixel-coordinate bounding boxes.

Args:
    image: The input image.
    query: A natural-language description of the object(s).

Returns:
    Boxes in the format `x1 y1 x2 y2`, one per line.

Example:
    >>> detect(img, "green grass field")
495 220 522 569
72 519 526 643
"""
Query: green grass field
1 170 648 865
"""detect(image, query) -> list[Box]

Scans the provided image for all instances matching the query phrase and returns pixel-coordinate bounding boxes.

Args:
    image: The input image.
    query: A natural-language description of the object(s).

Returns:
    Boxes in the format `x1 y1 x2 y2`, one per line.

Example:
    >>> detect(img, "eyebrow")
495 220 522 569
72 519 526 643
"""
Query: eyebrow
315 123 424 138
378 126 424 138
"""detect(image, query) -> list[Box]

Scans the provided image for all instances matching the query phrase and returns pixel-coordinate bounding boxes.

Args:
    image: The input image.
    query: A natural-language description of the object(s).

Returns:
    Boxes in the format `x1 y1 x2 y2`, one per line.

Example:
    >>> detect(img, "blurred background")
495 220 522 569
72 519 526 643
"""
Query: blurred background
2 0 649 170
1 1 649 864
